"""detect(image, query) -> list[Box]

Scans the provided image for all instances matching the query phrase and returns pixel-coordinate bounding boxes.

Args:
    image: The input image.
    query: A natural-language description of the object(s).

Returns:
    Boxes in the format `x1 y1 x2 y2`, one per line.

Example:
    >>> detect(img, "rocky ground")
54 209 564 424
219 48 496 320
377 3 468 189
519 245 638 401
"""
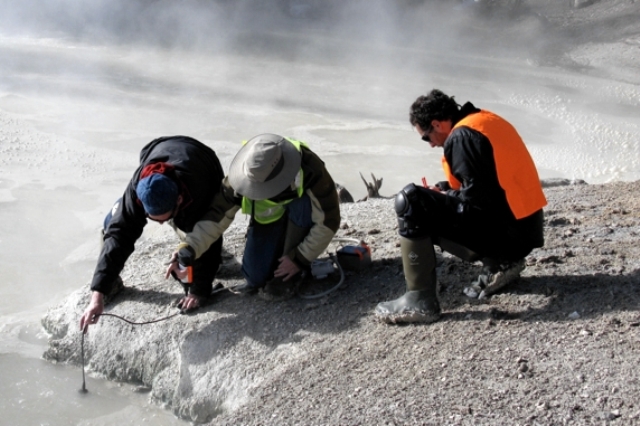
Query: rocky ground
42 180 640 425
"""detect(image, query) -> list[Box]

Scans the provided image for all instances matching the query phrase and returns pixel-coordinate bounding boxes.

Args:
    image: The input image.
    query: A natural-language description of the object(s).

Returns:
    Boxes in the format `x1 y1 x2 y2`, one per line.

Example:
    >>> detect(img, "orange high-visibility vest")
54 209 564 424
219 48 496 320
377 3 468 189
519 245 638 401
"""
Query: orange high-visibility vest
442 110 547 219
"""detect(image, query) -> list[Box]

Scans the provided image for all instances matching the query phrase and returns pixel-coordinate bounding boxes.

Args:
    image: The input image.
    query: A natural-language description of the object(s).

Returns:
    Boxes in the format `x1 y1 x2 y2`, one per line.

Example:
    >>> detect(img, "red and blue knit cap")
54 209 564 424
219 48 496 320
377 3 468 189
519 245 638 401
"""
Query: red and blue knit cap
136 173 179 215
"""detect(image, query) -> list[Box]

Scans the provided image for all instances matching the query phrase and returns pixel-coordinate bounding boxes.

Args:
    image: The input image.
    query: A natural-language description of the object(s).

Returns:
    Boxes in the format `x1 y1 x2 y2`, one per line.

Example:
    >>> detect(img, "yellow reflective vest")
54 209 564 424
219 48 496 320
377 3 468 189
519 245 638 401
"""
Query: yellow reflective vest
241 138 307 224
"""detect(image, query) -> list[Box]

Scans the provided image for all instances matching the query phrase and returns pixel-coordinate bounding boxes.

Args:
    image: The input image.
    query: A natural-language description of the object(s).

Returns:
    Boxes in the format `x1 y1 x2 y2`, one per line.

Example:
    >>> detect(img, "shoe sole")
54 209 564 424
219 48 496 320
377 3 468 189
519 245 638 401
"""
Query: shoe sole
228 287 258 295
257 289 295 301
375 309 441 324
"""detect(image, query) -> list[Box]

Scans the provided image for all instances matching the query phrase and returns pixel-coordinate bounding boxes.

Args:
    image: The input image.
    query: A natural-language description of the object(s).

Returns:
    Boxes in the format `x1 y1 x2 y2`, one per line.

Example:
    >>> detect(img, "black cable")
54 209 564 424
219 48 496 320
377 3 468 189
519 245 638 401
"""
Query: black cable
98 312 181 325
79 311 181 393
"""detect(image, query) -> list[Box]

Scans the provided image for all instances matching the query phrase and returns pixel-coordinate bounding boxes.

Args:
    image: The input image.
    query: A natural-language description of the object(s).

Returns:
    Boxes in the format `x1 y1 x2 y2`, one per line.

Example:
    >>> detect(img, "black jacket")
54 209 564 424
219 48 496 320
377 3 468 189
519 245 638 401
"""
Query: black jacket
441 103 512 216
90 136 224 295
440 103 544 248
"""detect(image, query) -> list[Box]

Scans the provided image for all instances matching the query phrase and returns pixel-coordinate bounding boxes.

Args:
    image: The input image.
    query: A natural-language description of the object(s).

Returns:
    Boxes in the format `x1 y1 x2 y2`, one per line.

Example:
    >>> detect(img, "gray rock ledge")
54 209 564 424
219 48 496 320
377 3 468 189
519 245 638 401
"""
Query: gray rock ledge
43 181 640 425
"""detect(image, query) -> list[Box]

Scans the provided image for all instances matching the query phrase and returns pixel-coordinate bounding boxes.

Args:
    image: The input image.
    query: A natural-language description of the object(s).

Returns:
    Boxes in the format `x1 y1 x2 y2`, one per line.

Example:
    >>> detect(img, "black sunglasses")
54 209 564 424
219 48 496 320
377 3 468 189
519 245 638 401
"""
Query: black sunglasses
421 125 433 143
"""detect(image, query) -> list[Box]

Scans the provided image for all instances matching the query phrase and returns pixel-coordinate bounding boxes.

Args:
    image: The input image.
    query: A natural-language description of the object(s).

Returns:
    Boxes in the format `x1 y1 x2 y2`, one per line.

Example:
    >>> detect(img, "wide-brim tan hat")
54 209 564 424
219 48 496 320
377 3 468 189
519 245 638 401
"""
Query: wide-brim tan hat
228 133 301 200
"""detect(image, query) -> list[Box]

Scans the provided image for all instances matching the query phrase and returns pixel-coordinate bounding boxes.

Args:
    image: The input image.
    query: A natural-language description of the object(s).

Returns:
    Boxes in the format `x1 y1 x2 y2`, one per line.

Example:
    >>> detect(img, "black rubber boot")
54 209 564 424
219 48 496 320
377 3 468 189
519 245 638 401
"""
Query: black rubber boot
375 236 441 324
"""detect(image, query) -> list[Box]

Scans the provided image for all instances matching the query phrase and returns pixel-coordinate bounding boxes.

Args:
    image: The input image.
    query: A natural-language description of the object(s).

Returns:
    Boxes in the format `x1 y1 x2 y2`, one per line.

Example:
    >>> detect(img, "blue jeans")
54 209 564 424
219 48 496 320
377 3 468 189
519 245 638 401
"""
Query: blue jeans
242 195 312 287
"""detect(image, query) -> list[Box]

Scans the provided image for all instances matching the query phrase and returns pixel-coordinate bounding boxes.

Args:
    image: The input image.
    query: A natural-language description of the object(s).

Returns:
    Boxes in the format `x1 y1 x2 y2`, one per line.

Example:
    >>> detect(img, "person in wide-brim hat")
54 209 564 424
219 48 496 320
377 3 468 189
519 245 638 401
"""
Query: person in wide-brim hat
228 133 302 200
183 133 342 301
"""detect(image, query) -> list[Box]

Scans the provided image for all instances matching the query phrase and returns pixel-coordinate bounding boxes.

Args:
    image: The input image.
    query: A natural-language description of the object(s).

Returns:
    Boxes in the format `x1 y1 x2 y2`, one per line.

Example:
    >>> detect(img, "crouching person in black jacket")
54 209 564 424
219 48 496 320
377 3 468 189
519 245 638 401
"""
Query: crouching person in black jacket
80 136 224 332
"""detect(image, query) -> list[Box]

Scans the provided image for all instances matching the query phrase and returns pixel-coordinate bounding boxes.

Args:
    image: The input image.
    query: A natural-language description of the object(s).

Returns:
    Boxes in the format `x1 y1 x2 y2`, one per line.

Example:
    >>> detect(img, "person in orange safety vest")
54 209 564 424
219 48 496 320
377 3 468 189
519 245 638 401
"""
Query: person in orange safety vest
376 89 546 324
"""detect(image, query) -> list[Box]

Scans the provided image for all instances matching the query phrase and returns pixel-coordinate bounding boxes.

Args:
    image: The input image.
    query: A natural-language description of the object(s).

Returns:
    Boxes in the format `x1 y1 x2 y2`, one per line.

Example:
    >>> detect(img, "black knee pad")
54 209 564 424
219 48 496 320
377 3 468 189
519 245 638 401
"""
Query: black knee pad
395 183 427 238
395 183 420 215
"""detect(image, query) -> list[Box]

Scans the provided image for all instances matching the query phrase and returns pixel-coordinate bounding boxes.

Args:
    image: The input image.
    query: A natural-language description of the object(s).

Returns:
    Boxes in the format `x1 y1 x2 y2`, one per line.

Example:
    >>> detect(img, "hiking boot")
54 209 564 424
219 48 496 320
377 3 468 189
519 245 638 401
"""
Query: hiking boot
104 276 124 305
259 273 305 301
375 290 441 324
464 258 526 299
